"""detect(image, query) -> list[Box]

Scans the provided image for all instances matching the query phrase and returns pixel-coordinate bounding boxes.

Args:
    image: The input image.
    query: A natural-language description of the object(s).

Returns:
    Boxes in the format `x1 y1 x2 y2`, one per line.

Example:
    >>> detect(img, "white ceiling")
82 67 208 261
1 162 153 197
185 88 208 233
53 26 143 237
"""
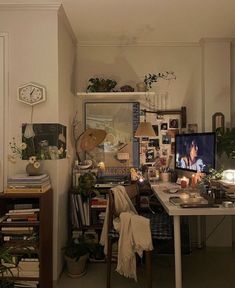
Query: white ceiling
1 0 235 45
61 0 235 45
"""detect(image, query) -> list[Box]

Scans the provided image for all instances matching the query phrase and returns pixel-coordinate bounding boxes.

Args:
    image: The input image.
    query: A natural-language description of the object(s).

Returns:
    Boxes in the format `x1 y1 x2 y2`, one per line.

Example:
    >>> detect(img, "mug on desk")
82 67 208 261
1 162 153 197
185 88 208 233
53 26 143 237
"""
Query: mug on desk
160 172 171 182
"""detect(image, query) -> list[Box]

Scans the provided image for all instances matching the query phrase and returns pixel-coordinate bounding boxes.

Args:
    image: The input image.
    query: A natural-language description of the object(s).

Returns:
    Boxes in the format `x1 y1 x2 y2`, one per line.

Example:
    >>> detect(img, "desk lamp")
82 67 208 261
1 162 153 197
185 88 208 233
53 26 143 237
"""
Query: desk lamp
134 109 156 138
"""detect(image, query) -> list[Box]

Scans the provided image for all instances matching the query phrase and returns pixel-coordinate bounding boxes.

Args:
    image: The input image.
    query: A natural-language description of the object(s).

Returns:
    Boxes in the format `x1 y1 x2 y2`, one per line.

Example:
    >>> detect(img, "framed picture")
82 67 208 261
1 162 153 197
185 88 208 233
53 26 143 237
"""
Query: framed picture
147 166 158 180
169 118 179 128
212 112 225 133
188 123 198 133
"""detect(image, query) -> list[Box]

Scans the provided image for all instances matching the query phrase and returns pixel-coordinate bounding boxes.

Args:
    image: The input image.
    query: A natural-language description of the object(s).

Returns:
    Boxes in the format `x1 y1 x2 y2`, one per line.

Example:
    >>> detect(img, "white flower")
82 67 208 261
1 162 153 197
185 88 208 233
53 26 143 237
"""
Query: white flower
33 161 40 168
29 156 37 163
20 143 27 150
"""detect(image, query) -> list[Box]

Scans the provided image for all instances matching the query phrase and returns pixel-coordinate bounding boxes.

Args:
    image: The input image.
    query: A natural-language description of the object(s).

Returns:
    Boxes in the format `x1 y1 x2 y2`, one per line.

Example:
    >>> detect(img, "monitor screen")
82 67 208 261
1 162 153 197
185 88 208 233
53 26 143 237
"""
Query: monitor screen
175 132 216 173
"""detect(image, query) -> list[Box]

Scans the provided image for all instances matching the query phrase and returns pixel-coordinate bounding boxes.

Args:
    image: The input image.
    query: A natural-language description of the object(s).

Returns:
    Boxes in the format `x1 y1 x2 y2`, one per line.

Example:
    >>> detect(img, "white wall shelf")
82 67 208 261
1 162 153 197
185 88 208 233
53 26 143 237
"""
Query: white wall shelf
76 91 155 97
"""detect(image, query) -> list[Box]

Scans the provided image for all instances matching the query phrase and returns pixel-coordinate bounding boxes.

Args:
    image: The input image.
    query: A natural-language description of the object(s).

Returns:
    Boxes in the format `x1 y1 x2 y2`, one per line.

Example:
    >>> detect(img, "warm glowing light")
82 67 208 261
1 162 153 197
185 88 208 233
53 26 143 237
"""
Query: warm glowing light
222 170 235 183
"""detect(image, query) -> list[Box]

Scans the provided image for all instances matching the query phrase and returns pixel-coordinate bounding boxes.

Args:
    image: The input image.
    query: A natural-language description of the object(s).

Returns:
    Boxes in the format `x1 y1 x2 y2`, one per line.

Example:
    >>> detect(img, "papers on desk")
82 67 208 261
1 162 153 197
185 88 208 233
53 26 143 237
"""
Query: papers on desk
151 182 181 194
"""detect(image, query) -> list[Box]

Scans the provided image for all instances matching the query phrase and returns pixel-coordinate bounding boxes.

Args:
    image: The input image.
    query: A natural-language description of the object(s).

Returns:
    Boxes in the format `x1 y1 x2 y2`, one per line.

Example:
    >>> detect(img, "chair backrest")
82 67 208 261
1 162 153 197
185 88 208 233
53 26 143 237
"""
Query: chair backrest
107 183 139 232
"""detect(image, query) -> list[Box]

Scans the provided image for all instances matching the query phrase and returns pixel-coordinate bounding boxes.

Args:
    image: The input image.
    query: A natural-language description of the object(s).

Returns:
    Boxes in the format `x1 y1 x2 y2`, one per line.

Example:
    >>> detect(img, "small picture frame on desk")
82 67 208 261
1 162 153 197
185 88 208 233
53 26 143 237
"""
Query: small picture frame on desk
147 166 159 181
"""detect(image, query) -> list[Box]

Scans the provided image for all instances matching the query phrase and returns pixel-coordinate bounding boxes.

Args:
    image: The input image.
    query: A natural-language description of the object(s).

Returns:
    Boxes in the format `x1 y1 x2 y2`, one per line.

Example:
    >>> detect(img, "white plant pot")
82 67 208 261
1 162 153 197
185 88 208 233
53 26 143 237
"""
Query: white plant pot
65 254 89 278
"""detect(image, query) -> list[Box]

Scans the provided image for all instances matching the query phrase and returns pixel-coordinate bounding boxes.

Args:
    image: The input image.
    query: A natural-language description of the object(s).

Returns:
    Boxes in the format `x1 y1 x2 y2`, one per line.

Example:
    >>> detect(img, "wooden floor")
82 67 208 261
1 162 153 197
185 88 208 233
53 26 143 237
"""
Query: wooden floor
57 247 235 288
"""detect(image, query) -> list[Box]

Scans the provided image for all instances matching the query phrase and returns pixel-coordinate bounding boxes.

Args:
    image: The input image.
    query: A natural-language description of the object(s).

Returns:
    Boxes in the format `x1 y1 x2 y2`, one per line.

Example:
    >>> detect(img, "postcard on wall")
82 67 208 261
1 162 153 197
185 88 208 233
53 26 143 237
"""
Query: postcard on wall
148 138 159 148
162 135 171 144
160 123 168 130
152 125 159 136
188 123 198 133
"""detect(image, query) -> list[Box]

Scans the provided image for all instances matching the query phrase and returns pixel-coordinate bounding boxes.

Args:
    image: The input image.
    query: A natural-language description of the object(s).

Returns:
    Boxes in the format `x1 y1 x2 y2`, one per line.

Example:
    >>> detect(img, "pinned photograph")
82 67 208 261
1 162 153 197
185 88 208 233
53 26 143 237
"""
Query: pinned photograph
160 123 168 130
147 166 158 180
169 118 179 128
188 123 198 133
162 148 168 156
167 129 179 138
171 142 175 154
152 125 159 136
162 135 171 144
148 138 159 148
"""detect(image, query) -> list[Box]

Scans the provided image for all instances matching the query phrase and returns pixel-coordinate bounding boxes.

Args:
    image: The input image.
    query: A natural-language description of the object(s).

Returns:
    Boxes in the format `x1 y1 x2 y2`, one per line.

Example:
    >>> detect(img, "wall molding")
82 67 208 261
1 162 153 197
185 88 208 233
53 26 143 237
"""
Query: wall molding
0 3 61 11
0 32 9 190
77 41 200 48
58 5 77 45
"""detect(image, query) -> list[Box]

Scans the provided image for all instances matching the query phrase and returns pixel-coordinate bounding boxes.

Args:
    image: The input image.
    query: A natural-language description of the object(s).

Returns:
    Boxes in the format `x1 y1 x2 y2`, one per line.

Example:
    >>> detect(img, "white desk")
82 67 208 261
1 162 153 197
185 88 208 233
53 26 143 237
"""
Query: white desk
151 184 235 288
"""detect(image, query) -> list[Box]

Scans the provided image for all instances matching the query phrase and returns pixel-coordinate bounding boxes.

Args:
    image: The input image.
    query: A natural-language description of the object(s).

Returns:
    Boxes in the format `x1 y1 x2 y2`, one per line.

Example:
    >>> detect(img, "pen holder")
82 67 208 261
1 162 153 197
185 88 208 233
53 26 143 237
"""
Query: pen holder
160 172 171 183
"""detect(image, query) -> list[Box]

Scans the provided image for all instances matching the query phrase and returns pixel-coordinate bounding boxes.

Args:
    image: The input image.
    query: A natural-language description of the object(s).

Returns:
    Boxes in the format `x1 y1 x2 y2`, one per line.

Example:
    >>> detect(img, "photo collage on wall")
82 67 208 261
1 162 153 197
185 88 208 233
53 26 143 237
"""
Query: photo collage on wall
139 112 181 170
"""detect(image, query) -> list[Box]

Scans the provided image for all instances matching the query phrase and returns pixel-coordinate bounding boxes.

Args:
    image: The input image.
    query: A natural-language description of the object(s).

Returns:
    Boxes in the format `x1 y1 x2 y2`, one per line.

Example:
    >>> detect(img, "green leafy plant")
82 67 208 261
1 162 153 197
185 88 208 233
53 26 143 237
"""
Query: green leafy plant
77 172 98 199
62 238 90 261
86 77 117 92
216 127 235 159
144 71 176 91
0 247 15 288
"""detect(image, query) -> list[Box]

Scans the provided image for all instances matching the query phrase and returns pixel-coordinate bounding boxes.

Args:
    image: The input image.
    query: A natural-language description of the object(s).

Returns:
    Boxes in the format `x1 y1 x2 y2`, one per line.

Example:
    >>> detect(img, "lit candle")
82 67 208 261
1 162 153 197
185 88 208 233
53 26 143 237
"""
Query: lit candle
191 174 197 188
181 176 188 189
180 192 190 200
98 161 105 172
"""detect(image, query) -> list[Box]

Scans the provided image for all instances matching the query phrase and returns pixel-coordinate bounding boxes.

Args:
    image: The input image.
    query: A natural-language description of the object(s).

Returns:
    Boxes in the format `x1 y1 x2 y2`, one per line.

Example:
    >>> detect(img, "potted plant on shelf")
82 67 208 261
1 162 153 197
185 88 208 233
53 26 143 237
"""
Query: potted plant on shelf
86 77 117 92
77 172 98 200
62 238 91 278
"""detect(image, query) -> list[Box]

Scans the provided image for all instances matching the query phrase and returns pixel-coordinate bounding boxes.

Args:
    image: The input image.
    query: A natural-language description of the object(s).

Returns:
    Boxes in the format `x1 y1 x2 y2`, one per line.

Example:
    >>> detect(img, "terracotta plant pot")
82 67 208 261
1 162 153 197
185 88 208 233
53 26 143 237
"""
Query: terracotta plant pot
65 254 89 278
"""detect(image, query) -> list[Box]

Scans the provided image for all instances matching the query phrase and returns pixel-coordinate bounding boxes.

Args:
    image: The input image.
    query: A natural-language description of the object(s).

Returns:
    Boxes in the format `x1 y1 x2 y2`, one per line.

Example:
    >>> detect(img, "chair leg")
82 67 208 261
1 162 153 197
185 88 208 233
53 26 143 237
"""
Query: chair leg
145 251 152 288
106 237 113 288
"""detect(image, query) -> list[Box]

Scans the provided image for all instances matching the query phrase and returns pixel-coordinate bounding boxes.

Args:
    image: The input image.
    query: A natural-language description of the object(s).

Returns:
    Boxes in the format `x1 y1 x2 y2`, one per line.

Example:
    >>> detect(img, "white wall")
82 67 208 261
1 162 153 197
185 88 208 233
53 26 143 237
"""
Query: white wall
56 6 76 280
76 45 202 129
0 3 75 282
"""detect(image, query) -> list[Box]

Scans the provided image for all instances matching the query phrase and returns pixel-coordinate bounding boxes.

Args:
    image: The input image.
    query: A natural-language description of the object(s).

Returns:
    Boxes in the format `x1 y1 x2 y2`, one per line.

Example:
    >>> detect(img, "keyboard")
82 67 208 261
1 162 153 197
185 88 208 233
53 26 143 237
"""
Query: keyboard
180 203 220 208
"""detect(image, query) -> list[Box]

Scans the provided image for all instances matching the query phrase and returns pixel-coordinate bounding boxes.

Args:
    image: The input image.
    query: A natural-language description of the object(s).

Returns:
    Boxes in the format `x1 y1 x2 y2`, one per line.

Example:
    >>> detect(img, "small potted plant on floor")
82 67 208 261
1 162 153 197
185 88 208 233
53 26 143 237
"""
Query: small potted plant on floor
63 237 91 278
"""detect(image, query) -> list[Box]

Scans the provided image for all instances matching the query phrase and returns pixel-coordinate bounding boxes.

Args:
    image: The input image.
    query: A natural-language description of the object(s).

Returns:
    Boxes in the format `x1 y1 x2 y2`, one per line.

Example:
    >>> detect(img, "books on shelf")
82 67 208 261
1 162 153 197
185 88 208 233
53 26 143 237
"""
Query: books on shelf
1 226 34 234
6 173 51 193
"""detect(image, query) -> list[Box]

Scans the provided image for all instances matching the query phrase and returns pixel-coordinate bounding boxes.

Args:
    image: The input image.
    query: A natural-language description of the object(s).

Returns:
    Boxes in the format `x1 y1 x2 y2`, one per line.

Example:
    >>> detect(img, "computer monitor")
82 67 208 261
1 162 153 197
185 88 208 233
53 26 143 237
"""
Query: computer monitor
175 132 216 173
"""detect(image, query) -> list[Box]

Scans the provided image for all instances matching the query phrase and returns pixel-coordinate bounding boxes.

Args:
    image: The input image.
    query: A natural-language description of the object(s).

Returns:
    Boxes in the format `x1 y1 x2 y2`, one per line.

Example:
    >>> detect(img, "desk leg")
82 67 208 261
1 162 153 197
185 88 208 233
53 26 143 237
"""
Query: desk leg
174 215 182 288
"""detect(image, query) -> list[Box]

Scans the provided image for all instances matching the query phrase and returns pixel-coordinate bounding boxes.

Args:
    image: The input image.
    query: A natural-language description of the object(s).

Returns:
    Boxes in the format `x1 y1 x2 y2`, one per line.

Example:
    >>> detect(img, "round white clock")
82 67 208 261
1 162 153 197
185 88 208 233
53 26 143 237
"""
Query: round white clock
17 82 46 106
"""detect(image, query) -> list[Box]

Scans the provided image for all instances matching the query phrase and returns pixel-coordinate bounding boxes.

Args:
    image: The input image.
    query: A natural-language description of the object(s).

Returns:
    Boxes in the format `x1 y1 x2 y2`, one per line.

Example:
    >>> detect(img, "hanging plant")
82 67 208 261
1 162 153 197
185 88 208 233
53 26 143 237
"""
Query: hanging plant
144 71 176 91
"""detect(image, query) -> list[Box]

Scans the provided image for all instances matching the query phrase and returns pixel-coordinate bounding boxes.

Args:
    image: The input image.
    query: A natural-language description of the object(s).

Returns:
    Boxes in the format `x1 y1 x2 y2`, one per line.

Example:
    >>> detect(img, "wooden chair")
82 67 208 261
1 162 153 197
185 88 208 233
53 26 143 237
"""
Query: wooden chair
106 183 152 288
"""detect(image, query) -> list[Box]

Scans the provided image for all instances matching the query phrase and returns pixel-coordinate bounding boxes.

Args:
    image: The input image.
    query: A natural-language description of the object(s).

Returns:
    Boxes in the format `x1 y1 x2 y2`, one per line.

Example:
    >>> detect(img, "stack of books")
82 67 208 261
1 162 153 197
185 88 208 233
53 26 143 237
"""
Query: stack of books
6 173 51 193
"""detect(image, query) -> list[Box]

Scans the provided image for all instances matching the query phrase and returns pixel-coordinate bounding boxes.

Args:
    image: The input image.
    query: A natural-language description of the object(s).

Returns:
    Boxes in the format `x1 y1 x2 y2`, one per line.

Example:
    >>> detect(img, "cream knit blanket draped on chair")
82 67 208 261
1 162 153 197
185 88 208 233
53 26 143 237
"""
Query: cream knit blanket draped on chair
100 185 153 281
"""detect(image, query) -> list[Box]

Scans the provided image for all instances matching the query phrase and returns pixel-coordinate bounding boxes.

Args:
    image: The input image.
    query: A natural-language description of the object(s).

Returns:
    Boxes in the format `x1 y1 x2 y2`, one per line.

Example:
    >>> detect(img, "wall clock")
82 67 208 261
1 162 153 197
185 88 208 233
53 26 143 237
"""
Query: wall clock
17 82 46 106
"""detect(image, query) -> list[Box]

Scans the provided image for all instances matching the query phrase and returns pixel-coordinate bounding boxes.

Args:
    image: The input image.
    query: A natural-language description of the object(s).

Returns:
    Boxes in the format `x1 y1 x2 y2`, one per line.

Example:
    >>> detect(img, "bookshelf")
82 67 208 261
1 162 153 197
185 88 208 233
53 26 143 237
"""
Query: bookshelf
0 189 53 288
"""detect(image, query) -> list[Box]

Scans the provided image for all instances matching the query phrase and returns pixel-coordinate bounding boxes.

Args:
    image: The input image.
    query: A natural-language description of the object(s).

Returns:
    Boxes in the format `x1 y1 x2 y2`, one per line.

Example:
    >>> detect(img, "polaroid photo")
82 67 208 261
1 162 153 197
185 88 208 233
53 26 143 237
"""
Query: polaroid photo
148 138 160 148
162 135 171 144
160 123 168 130
145 149 155 162
162 148 168 156
188 123 198 133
